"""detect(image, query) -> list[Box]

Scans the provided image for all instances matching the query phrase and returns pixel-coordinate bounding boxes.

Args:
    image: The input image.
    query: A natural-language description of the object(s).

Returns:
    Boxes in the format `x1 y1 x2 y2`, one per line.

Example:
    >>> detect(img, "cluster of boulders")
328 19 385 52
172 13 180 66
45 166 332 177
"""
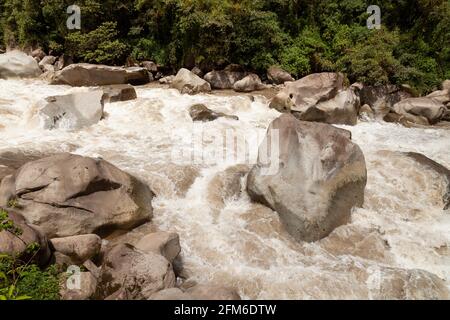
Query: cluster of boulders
0 153 241 300
165 64 287 94
2 49 294 94
359 81 450 126
2 50 449 128
269 72 360 125
268 73 450 127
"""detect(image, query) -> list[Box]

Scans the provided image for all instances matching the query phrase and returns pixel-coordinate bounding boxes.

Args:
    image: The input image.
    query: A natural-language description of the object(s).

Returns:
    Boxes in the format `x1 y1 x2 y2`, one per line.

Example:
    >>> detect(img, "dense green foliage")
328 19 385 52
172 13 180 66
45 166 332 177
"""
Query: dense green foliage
0 256 61 300
0 208 60 300
0 0 448 93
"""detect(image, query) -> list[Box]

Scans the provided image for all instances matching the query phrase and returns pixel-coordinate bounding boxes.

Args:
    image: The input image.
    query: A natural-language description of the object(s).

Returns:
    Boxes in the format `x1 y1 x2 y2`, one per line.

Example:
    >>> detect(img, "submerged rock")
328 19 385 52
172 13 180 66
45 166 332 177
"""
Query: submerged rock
189 104 238 122
403 152 450 210
374 267 449 300
145 164 200 198
319 225 393 263
247 114 367 242
207 164 249 217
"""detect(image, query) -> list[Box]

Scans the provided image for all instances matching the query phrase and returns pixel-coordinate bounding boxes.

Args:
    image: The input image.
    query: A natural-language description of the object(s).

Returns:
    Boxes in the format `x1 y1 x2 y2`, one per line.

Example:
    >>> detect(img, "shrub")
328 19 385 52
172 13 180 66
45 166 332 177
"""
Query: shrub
65 22 128 65
0 208 61 300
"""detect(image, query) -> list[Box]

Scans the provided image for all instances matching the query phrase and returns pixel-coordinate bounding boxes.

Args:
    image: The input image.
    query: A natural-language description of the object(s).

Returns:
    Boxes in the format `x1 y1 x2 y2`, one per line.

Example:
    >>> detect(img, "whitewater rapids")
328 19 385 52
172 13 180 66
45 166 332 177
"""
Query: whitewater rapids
1 78 450 299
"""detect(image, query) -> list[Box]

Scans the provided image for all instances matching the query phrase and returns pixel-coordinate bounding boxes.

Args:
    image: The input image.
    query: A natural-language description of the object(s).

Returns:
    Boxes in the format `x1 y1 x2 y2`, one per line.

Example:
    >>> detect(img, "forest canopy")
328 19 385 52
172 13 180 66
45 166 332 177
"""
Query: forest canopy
0 0 449 94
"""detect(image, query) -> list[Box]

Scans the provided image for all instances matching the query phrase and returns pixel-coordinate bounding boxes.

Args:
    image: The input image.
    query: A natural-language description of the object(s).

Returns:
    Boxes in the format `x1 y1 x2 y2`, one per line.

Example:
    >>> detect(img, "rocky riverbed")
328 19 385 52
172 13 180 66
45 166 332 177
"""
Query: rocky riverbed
1 75 450 299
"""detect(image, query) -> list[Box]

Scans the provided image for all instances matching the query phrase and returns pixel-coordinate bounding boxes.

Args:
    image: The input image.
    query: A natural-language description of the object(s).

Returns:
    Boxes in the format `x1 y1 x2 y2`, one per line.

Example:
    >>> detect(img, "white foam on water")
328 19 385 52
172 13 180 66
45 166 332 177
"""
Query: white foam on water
1 79 450 299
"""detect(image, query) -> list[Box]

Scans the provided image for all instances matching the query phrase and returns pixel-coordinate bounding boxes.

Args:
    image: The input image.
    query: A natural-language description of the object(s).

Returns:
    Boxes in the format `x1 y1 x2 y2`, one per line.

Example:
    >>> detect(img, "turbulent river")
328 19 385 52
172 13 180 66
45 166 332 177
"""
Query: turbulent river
1 78 450 299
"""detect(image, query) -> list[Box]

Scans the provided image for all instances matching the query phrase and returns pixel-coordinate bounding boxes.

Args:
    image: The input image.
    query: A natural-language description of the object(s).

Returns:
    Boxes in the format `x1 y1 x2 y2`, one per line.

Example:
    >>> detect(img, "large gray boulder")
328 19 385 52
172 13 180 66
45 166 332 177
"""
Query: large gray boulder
170 68 211 94
269 73 360 125
0 153 153 238
50 63 150 86
297 88 360 125
0 210 51 266
267 66 294 85
393 97 446 125
98 243 175 300
0 50 42 79
247 114 367 242
31 90 104 130
270 72 344 111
